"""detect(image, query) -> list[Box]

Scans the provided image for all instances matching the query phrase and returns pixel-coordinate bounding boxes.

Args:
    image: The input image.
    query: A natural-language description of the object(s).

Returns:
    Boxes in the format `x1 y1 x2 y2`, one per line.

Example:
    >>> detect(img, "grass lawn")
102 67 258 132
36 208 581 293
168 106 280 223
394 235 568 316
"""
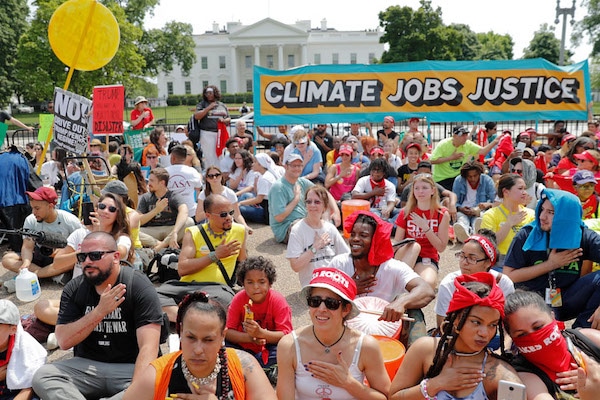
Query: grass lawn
7 103 600 130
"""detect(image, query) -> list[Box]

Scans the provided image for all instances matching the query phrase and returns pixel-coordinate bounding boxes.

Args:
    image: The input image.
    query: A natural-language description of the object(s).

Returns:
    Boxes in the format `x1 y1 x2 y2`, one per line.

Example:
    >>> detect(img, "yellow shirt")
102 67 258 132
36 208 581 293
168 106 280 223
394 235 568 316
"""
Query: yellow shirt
179 222 245 285
126 207 142 249
481 204 535 255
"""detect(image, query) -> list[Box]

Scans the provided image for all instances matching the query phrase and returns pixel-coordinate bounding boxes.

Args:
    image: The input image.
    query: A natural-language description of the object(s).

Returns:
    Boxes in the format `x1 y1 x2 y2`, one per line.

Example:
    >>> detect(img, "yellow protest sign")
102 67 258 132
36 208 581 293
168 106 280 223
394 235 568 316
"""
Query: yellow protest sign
48 0 120 72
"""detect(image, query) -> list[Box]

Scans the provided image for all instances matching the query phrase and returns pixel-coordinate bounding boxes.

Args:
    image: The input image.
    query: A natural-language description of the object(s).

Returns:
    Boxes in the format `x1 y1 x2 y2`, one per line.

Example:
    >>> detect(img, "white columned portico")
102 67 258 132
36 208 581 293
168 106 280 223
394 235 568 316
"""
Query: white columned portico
278 44 284 70
254 45 260 67
301 44 308 66
230 45 238 93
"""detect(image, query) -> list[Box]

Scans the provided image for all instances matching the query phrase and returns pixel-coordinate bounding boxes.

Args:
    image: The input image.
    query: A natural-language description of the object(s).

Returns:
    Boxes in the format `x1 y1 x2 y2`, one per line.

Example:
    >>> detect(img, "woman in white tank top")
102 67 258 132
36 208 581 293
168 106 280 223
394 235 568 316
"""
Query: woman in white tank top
276 267 390 399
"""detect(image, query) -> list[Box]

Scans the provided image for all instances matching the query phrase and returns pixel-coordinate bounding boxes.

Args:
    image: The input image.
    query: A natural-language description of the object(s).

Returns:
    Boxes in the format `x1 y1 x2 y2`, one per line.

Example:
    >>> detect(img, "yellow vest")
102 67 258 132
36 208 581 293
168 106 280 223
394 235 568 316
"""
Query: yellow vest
180 222 245 285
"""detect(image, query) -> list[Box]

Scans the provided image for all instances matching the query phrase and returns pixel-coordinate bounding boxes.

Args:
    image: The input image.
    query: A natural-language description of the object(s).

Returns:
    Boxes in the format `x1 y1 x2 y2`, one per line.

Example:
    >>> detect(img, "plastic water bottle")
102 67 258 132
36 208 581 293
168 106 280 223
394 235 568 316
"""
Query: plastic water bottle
15 269 41 302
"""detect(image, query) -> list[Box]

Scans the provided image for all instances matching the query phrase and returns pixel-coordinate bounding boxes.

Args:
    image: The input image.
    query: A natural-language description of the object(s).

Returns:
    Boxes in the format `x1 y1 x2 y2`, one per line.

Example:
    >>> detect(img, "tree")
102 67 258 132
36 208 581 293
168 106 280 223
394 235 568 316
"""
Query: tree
378 0 463 62
448 23 480 61
523 24 561 63
377 0 513 63
475 32 514 60
578 0 600 56
0 0 29 106
14 0 195 103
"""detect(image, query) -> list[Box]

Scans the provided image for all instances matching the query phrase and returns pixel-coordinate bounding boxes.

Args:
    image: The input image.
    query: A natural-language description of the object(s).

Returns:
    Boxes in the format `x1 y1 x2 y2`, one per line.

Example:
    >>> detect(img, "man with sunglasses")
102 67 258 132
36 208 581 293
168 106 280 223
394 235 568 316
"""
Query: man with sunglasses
137 168 194 251
2 187 82 286
32 232 163 399
156 194 247 322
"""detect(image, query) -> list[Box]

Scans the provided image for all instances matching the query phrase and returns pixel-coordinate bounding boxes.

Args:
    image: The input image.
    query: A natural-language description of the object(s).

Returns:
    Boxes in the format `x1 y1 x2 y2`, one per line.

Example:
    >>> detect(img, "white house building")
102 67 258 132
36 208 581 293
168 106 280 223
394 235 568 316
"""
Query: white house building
156 18 384 98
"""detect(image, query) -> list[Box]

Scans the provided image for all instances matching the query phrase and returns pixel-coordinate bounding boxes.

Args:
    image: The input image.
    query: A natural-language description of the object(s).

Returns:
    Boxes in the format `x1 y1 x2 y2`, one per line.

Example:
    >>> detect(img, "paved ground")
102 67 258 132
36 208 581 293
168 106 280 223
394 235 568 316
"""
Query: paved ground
0 221 462 361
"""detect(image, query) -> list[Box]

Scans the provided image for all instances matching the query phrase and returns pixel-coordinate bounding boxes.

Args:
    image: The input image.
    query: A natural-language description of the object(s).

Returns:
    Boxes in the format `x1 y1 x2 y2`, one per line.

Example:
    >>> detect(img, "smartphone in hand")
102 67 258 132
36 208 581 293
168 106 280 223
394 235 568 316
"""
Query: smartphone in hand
498 380 526 400
81 202 94 226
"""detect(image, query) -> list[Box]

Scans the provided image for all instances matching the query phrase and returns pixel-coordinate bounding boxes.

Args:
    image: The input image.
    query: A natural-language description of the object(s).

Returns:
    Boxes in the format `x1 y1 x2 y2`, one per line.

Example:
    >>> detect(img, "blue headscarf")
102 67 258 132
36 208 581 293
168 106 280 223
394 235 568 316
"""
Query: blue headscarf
523 188 585 252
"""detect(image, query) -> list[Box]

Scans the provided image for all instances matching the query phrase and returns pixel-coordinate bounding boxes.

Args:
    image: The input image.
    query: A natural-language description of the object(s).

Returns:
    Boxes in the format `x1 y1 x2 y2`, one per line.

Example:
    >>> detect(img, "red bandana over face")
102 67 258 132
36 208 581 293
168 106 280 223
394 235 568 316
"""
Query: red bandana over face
511 320 573 382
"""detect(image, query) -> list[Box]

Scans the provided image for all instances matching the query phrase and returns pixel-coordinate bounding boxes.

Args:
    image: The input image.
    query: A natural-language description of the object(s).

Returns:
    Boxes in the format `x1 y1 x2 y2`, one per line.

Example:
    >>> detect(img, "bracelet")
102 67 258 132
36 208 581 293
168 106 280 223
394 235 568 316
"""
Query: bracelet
208 251 219 263
419 379 437 400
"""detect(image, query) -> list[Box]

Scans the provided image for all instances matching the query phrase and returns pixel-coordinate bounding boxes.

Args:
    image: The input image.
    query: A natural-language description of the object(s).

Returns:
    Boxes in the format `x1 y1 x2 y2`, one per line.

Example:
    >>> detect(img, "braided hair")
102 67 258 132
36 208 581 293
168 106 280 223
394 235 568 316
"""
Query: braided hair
177 291 233 399
426 281 507 378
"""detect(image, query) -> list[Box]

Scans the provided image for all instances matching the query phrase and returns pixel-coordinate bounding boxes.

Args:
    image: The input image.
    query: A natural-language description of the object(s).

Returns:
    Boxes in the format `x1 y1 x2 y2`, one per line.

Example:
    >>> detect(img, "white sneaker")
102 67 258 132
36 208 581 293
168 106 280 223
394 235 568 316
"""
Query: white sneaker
46 333 59 350
3 277 16 293
453 223 469 243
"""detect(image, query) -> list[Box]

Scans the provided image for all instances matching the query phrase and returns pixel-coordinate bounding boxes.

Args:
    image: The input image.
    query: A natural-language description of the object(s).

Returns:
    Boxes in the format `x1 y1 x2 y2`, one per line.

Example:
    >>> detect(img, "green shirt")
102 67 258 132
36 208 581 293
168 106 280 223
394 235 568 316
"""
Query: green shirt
431 138 481 182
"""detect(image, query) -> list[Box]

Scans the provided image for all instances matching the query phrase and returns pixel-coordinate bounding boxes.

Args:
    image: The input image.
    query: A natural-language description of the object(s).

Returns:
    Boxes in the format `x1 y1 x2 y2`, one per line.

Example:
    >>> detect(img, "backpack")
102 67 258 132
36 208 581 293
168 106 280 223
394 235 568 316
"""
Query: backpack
147 248 181 283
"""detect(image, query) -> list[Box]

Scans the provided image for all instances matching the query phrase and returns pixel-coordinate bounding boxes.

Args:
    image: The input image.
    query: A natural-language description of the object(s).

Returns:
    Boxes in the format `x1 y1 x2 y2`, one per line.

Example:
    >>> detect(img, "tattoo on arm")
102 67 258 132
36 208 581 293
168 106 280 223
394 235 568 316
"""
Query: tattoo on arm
237 349 255 380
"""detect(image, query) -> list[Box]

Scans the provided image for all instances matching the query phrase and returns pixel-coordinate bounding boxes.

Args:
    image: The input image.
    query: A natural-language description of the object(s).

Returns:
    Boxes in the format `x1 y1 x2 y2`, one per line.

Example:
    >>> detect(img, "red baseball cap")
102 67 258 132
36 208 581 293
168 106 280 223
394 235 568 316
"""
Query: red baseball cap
561 133 576 146
300 268 360 319
574 150 599 166
26 187 58 204
339 144 353 156
405 142 422 152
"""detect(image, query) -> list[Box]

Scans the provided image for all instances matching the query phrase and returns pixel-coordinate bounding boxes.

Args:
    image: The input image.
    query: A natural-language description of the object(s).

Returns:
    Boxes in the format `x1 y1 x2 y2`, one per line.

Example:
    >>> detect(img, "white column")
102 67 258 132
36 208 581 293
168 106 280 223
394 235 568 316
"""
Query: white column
254 45 260 67
301 44 308 66
230 45 238 93
278 44 284 70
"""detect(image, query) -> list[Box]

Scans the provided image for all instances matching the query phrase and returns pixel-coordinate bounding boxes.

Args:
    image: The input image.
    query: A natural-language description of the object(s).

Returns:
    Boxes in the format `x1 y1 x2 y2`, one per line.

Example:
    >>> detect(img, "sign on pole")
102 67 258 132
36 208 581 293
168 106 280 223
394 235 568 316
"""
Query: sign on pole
52 88 92 154
93 84 124 135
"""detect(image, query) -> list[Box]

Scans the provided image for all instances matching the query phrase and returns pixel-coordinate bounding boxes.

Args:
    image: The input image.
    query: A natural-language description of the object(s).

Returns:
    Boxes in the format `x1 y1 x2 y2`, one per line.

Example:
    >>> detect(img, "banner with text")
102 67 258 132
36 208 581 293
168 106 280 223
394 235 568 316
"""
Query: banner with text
123 127 152 162
253 58 591 124
93 84 124 135
53 88 92 154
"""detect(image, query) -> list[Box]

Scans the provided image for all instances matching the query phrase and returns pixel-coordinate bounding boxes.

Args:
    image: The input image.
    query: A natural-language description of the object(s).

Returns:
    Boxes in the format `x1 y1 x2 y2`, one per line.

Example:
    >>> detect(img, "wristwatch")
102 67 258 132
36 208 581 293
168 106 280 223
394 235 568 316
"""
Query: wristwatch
309 245 317 254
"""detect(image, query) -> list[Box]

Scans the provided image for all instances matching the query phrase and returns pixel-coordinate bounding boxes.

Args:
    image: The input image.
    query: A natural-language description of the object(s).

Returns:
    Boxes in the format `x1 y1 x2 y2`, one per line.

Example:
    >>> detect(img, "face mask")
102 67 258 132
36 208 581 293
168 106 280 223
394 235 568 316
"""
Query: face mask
511 320 572 381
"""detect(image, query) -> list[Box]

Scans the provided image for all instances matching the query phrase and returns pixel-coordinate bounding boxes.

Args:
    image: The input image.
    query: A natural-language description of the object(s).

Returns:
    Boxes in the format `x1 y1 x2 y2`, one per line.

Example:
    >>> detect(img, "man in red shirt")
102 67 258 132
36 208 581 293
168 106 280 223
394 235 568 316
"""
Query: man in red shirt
130 96 155 130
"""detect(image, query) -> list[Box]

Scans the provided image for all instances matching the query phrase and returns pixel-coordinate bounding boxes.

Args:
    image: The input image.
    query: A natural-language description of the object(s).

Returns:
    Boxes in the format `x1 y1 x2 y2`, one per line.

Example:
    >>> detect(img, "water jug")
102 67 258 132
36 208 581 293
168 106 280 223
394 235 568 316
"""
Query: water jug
15 268 41 302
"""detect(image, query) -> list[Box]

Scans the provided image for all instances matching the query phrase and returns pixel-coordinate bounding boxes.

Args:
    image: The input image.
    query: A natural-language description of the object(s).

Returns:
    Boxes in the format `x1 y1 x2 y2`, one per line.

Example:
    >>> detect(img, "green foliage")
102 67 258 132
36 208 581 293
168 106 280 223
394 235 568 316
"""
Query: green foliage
475 32 514 60
378 1 463 62
578 0 600 56
523 24 561 63
140 22 196 76
378 0 513 63
0 0 29 106
14 0 194 103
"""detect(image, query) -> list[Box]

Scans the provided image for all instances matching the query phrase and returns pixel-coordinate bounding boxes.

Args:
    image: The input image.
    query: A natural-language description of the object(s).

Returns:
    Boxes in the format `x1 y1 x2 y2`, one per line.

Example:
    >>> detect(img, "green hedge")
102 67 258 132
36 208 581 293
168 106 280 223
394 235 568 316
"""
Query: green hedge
167 93 253 106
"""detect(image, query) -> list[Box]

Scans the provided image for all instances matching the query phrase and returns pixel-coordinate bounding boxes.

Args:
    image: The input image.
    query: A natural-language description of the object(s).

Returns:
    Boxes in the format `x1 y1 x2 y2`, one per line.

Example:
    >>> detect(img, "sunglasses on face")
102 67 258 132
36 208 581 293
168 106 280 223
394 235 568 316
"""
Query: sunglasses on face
98 203 117 212
76 250 115 263
307 296 343 310
147 156 157 159
511 168 523 174
207 173 221 179
214 210 235 218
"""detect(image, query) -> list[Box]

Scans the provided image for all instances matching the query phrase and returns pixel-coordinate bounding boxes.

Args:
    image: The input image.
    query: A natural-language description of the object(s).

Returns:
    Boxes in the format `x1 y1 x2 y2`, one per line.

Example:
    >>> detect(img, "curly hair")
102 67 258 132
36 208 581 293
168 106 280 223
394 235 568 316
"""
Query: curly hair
203 85 221 101
149 126 165 150
236 256 277 285
459 160 485 179
426 281 507 378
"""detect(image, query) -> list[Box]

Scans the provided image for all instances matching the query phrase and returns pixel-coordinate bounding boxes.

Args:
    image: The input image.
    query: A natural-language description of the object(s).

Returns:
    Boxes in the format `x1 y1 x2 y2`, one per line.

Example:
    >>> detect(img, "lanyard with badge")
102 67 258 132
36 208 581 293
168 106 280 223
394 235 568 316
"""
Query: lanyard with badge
545 237 562 307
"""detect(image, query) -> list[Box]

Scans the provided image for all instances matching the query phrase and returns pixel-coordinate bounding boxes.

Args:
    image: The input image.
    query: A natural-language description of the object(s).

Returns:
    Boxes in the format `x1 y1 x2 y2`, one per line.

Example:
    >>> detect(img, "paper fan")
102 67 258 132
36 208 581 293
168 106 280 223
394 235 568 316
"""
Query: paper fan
347 296 401 338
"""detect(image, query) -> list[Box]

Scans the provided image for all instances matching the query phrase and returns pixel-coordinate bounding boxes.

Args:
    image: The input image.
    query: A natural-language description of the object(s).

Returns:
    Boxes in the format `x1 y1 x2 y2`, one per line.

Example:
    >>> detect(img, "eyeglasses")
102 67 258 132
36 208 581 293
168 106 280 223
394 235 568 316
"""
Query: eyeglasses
207 173 221 179
583 146 596 150
305 199 322 205
577 183 596 190
307 296 343 310
454 251 487 265
511 169 523 174
76 250 116 263
213 210 235 218
98 203 117 213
